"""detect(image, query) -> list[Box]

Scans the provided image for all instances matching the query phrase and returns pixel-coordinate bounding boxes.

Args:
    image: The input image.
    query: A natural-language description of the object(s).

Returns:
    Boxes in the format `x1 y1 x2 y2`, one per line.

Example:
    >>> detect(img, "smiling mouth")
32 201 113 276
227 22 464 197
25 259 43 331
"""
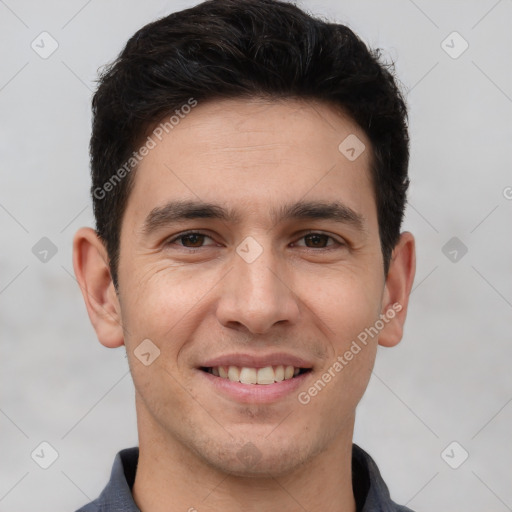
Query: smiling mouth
200 365 312 385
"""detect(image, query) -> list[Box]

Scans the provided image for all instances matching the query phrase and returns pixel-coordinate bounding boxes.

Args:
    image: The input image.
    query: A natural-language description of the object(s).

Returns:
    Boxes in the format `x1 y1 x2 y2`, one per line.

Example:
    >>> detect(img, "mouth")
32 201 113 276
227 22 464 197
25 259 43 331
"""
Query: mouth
200 365 312 385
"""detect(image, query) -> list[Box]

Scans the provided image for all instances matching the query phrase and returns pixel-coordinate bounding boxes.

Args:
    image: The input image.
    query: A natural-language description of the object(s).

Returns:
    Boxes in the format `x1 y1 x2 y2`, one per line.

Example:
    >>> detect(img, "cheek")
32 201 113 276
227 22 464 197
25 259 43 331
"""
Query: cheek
297 268 381 401
120 264 224 402
121 267 201 414
122 264 208 341
301 266 383 342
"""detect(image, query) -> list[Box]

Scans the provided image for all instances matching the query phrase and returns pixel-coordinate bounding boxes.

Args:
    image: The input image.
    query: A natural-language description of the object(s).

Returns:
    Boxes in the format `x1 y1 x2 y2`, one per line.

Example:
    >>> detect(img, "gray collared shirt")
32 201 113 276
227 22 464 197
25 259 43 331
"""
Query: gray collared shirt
75 444 415 511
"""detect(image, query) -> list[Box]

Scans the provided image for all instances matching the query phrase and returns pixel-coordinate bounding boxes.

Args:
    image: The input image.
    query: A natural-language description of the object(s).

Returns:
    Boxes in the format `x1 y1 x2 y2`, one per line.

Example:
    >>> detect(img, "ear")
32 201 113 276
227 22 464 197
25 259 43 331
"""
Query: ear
72 227 124 348
378 232 416 348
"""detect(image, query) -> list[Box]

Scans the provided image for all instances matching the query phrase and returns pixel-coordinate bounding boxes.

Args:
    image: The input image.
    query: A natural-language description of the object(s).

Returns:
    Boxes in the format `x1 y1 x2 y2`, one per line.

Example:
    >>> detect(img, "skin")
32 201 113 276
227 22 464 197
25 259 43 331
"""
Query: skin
73 98 415 512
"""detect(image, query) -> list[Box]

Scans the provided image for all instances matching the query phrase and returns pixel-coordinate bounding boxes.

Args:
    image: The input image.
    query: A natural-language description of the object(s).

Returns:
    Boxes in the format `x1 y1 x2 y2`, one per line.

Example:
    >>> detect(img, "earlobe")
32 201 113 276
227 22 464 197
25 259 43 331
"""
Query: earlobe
378 232 416 348
72 227 125 349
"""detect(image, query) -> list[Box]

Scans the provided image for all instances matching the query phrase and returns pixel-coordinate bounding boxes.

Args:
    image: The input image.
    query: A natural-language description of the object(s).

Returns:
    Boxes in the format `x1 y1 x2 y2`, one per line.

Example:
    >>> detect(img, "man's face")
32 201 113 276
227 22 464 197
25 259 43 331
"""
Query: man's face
117 98 388 476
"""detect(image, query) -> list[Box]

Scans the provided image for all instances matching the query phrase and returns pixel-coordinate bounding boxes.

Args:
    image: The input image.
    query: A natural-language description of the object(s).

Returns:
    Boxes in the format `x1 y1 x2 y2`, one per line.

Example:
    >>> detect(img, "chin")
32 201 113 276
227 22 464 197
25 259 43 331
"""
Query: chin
217 451 309 478
195 433 319 478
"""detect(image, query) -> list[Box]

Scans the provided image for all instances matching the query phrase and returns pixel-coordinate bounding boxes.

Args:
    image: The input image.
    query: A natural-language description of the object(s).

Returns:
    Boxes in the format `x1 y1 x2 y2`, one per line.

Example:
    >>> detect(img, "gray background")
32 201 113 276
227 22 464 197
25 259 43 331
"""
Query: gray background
1 0 511 510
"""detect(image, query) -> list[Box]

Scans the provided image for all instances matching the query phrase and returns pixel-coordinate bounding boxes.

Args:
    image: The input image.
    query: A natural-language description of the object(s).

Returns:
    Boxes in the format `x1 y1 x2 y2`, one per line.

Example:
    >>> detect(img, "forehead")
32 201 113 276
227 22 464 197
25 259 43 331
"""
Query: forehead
124 97 376 229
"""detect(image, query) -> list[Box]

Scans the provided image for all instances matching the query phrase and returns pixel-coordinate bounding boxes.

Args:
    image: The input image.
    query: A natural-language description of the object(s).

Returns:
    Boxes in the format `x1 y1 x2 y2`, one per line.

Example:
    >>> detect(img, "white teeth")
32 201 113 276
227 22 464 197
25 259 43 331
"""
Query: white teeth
227 366 240 382
274 365 285 381
239 367 257 384
257 366 275 385
208 364 305 384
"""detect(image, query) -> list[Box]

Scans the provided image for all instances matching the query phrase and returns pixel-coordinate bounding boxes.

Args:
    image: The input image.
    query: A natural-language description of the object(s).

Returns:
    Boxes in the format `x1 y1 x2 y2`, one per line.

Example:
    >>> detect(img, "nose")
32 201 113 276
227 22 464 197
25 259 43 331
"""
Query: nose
215 240 300 335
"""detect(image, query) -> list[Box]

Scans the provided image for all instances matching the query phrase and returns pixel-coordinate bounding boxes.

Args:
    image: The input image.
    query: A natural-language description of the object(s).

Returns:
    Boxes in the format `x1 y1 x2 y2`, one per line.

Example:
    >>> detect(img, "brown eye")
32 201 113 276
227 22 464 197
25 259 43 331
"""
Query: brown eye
166 231 215 250
292 232 342 249
304 233 331 248
179 233 206 248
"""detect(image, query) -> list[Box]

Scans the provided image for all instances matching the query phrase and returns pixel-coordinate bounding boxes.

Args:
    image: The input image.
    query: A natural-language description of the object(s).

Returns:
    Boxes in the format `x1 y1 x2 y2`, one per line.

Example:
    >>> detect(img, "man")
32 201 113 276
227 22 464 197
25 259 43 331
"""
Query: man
72 0 416 510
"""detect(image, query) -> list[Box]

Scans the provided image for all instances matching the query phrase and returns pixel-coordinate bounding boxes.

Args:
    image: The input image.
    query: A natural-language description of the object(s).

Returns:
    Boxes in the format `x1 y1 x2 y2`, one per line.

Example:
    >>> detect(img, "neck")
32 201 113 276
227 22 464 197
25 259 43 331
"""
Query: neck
132 398 356 512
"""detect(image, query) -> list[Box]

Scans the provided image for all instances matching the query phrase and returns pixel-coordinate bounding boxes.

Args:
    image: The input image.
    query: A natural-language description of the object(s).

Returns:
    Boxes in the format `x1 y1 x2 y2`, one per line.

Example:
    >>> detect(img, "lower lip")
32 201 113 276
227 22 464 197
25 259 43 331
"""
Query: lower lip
197 369 312 404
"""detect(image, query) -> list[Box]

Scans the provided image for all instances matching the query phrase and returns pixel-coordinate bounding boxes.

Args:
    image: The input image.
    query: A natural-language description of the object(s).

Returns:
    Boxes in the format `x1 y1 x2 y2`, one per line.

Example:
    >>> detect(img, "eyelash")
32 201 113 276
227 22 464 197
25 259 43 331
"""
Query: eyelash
165 230 345 252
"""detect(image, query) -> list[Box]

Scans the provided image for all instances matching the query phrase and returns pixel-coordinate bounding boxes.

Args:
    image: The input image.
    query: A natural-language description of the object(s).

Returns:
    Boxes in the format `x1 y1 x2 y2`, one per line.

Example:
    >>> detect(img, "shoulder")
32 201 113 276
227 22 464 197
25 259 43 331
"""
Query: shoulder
75 502 100 512
352 444 417 512
72 447 140 512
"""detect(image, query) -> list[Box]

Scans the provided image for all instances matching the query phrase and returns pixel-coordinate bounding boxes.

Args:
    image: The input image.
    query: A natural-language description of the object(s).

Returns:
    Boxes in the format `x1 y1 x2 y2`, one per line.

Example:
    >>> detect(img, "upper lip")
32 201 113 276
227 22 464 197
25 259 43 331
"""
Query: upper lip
199 352 314 369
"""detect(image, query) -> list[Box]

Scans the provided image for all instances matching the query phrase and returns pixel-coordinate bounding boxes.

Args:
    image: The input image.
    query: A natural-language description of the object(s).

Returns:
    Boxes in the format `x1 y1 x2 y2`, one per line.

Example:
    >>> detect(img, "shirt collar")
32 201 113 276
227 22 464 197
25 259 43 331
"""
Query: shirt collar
75 444 414 512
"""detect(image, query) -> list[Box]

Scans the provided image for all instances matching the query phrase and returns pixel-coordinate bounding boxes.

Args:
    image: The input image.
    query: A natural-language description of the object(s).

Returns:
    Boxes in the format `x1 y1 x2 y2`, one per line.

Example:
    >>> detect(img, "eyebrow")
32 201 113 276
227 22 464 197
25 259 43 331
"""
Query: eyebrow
141 199 365 236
